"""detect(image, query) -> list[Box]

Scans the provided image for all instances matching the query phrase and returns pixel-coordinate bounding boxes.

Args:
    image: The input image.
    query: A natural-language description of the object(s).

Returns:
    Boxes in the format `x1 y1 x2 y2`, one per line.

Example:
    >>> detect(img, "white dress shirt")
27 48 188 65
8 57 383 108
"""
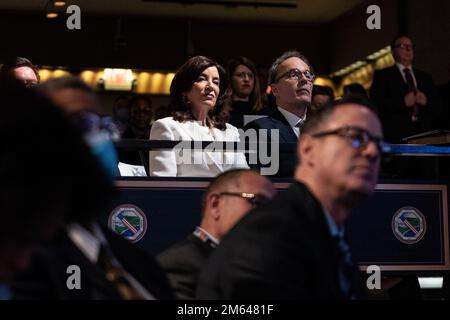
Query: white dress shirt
396 63 417 88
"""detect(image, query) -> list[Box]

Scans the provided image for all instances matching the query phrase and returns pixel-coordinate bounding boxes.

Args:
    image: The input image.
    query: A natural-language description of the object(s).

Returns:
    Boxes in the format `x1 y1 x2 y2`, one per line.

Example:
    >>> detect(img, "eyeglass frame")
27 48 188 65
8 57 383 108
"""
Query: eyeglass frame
393 43 414 51
274 68 315 83
310 126 385 153
217 192 270 207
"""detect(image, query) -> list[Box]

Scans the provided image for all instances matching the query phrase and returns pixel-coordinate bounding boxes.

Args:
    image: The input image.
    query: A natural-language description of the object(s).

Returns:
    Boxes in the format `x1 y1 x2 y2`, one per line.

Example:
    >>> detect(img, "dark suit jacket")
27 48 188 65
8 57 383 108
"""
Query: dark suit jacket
370 65 440 143
438 81 450 129
244 107 298 177
157 233 214 299
11 228 174 300
196 181 364 299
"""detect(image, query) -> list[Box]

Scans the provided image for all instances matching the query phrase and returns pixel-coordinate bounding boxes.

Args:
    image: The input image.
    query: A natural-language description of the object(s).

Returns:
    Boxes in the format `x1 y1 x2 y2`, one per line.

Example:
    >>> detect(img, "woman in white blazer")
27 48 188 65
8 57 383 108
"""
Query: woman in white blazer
149 56 249 177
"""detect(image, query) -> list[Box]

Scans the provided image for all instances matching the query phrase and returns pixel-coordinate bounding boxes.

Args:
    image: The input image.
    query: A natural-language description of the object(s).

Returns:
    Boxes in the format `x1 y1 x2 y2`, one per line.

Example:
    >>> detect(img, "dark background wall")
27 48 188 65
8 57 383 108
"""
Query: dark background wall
1 1 448 84
0 11 328 73
405 0 450 84
330 0 399 71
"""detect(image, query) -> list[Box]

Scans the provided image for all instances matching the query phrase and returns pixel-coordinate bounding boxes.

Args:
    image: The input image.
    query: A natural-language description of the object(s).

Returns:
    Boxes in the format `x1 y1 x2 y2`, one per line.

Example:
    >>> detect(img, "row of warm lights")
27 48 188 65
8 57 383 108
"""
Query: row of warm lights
367 46 391 60
46 0 67 19
332 61 368 77
39 68 176 95
334 54 395 97
330 46 392 78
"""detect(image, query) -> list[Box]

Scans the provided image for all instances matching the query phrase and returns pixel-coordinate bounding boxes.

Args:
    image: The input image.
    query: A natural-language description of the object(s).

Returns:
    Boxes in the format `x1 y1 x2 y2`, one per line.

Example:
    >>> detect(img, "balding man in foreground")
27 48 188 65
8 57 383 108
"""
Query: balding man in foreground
158 169 275 299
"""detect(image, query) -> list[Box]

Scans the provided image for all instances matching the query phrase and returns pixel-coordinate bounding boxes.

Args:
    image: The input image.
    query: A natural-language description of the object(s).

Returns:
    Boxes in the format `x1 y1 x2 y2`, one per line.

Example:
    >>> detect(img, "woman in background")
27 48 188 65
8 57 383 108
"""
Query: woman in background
226 56 267 128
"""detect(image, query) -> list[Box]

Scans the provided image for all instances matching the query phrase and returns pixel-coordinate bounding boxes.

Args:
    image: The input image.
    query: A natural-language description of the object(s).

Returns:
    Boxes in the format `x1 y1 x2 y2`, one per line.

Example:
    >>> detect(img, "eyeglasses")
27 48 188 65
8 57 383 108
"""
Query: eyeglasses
218 192 271 207
275 68 315 83
311 126 385 152
394 43 414 51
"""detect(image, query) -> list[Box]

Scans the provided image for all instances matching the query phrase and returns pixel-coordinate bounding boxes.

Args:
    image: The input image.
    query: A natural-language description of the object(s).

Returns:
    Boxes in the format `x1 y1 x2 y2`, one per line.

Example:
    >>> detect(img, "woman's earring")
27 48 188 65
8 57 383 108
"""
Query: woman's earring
182 95 190 105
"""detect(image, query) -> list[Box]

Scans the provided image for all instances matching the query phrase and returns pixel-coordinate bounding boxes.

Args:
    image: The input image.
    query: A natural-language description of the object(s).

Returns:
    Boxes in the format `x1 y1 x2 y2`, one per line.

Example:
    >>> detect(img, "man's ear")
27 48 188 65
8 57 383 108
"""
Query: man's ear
298 134 315 166
270 84 278 98
206 193 221 220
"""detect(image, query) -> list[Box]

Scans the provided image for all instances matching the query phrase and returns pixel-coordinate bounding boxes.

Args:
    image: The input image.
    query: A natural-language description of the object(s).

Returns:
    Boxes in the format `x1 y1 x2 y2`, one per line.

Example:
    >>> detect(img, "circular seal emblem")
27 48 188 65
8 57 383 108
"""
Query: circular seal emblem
392 206 426 244
108 204 147 243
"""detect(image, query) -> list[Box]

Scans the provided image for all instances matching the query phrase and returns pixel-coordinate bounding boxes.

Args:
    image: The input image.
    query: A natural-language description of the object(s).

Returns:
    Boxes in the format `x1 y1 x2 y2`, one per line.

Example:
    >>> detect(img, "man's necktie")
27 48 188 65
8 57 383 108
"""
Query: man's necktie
295 120 304 137
333 234 356 299
97 245 143 300
404 68 419 122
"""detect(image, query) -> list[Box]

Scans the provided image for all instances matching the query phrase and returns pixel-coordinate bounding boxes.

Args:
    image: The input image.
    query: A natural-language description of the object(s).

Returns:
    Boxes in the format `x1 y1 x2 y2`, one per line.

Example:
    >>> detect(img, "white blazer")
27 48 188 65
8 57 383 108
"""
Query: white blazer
149 117 249 177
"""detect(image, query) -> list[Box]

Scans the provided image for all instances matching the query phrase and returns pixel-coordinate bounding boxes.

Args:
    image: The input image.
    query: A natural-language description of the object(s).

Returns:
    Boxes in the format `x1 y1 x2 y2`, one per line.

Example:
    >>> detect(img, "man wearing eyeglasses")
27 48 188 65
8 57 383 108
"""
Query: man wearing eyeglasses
157 169 275 299
370 35 439 144
244 50 314 177
197 96 382 299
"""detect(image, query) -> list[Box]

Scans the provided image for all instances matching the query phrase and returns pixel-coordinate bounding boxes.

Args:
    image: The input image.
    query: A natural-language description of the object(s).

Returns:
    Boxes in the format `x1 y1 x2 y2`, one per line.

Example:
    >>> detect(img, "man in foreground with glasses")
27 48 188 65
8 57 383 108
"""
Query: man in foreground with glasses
197 95 383 299
244 50 314 177
157 169 275 299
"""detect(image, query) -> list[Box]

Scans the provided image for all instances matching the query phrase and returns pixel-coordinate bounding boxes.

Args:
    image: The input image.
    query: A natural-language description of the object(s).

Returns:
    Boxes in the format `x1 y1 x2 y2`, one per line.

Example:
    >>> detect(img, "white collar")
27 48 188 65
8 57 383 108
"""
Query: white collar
67 223 106 264
196 226 220 246
278 106 307 128
396 62 413 73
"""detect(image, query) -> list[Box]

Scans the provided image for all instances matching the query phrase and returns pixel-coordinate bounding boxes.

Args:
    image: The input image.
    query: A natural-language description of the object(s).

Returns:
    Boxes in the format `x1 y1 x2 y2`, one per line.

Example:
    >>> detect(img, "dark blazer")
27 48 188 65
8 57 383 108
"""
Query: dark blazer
438 81 450 129
11 228 174 300
244 107 298 177
196 181 364 299
370 65 440 143
157 233 214 299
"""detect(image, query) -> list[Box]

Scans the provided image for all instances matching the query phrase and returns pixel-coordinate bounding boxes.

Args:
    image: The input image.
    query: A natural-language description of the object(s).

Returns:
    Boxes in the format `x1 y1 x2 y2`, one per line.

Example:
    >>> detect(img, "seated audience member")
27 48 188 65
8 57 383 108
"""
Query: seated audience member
244 50 314 177
226 57 267 128
370 35 440 143
11 80 173 300
157 169 275 299
153 105 171 121
311 85 334 112
197 96 383 299
0 76 72 298
0 57 40 88
112 96 131 137
149 56 249 177
1 76 122 298
118 95 154 167
344 83 368 98
39 76 120 177
124 95 154 139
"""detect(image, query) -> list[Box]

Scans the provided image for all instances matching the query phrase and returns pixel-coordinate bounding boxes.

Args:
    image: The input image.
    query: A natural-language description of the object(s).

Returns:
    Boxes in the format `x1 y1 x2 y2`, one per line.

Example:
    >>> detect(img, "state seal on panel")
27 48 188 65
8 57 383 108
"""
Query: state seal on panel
392 206 426 244
108 204 148 243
